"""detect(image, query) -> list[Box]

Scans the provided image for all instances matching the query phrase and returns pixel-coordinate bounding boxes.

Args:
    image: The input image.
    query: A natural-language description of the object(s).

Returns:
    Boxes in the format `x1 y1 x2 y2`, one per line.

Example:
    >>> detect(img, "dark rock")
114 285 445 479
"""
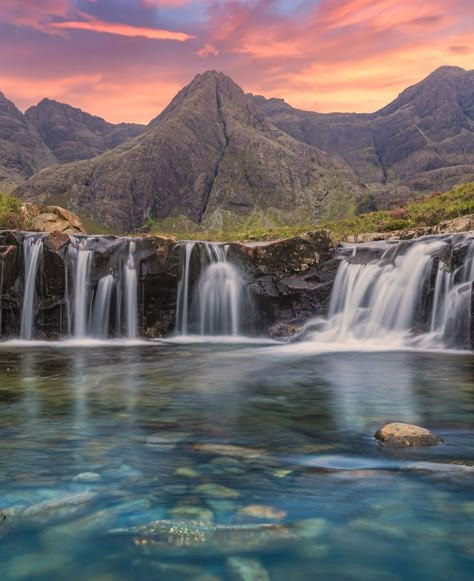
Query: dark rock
374 423 443 447
25 98 145 163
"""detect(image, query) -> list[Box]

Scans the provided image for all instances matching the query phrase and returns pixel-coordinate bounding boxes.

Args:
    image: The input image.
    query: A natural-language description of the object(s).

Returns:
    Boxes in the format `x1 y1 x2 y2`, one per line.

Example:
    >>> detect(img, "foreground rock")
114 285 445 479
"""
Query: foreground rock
375 423 443 447
19 203 85 234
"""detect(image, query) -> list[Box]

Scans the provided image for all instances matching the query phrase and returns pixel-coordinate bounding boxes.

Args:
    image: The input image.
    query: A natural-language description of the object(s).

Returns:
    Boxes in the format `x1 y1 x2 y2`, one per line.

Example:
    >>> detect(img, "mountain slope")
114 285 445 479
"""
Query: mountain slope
15 71 364 231
25 99 145 163
0 91 57 189
251 66 474 204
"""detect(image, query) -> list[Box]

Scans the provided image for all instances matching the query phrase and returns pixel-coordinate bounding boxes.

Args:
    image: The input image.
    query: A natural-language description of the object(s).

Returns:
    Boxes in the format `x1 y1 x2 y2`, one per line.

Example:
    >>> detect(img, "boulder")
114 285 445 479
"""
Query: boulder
20 203 85 234
374 423 443 447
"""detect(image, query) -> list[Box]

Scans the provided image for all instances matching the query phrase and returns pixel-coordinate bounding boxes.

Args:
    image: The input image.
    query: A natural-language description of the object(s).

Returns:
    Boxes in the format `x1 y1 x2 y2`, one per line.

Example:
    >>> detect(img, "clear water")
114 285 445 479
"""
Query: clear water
0 342 473 580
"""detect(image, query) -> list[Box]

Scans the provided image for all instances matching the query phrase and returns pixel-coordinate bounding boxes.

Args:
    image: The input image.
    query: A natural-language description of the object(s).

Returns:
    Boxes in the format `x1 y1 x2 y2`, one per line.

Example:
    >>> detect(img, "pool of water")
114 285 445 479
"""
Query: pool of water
0 341 473 580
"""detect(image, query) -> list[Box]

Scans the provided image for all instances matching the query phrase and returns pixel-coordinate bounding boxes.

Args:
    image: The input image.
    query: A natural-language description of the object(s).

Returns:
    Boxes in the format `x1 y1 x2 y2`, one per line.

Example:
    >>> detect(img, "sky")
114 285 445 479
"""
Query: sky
0 0 472 124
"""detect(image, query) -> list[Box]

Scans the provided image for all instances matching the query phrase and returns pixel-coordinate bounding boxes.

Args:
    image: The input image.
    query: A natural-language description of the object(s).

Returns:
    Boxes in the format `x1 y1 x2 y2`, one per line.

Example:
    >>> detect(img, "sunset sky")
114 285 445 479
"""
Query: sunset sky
0 0 472 124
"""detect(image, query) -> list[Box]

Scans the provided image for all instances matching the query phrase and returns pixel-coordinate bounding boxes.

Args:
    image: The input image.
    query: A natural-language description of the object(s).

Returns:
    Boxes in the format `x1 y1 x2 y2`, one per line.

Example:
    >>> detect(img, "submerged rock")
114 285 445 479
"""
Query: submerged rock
237 505 287 522
22 491 98 521
110 519 296 557
195 483 240 498
226 556 270 581
374 423 443 447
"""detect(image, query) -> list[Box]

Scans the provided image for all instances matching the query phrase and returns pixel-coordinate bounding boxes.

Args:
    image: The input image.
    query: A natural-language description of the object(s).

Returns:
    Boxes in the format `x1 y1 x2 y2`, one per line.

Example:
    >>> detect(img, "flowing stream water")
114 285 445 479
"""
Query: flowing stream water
19 233 45 340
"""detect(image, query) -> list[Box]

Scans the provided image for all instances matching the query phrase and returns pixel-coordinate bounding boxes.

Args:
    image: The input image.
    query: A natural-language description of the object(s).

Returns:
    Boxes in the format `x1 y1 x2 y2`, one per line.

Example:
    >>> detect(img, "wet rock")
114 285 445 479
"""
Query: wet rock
111 519 296 556
175 467 200 479
195 484 240 498
226 557 270 581
170 505 214 523
293 518 328 538
146 432 188 449
0 511 6 522
22 491 98 521
374 423 443 447
192 444 266 460
72 472 101 482
238 505 287 522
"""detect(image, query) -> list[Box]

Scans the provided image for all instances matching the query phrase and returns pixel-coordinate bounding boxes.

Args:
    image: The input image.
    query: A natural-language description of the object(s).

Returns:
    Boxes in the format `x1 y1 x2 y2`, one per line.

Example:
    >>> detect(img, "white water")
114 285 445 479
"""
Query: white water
176 242 244 336
175 241 195 335
124 241 138 339
71 237 93 339
91 275 115 338
20 234 45 340
305 236 474 349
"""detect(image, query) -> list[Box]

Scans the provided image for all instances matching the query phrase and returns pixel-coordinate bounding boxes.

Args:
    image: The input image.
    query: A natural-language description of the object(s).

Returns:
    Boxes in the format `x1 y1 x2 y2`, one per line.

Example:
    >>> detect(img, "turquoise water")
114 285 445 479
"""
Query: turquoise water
0 342 473 580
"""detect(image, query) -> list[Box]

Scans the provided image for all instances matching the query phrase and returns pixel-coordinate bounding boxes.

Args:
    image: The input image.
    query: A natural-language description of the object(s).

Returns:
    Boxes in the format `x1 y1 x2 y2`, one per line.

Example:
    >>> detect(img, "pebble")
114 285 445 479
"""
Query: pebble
73 472 102 483
195 484 240 498
226 556 270 581
238 505 287 522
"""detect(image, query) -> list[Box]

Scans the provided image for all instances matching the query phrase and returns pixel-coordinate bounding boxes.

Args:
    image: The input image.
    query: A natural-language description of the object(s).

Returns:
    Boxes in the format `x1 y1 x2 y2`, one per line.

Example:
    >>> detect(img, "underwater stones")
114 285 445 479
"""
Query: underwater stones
22 491 98 521
111 519 296 556
293 518 328 539
192 443 266 460
175 467 200 479
195 483 240 498
238 505 287 522
375 423 443 447
170 505 214 523
146 432 188 449
226 556 270 581
0 511 6 522
72 471 101 482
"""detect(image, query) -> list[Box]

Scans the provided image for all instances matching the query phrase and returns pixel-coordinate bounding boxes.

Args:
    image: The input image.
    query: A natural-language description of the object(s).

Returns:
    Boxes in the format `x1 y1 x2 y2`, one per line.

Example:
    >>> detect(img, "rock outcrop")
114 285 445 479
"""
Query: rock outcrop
25 99 145 163
375 423 443 447
19 203 85 234
15 71 364 232
251 66 474 206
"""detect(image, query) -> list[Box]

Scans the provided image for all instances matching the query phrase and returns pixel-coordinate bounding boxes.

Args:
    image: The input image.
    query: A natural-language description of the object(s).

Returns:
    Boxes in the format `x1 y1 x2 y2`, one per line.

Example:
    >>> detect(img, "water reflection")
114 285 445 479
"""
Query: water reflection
0 344 472 580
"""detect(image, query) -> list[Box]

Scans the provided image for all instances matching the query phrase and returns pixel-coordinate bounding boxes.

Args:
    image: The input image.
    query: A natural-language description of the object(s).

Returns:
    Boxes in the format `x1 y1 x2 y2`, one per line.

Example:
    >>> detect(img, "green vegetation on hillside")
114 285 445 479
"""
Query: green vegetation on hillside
0 191 21 229
148 182 474 241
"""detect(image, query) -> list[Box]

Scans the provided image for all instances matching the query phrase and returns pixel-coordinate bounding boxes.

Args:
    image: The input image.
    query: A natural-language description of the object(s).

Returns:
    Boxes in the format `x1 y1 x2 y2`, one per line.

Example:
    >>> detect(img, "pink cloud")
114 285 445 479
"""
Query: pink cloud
50 18 194 41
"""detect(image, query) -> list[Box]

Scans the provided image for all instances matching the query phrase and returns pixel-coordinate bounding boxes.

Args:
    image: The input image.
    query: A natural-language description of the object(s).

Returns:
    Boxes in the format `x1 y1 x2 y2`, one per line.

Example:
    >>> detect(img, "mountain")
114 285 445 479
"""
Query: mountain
25 99 145 163
0 91 57 190
250 66 474 207
15 71 364 231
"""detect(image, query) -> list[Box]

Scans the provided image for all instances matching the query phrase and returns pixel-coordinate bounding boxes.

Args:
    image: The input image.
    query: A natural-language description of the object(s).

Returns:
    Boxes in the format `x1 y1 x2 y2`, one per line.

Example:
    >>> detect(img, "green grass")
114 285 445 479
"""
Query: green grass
146 182 474 241
0 191 21 229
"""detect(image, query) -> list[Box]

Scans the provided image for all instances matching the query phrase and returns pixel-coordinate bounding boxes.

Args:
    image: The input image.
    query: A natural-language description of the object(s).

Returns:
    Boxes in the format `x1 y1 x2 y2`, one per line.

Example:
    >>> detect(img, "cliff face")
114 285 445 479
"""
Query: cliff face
14 71 364 231
0 91 57 188
25 99 145 163
251 66 474 206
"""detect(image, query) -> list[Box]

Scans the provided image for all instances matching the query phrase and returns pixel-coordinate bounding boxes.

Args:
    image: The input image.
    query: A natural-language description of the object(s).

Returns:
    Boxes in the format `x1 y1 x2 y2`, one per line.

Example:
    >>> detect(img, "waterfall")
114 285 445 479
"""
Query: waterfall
307 236 474 349
175 242 244 336
20 234 45 340
70 236 93 339
175 242 195 335
91 275 115 338
124 240 138 338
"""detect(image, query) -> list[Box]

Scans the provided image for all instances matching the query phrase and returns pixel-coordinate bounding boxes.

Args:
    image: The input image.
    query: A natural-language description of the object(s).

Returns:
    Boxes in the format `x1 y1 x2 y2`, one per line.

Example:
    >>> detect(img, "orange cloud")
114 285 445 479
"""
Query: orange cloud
50 18 194 41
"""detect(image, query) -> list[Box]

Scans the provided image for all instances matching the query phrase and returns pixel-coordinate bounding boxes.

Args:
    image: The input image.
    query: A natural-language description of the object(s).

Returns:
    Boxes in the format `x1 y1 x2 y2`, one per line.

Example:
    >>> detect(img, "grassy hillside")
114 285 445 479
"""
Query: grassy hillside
148 182 474 241
0 191 21 229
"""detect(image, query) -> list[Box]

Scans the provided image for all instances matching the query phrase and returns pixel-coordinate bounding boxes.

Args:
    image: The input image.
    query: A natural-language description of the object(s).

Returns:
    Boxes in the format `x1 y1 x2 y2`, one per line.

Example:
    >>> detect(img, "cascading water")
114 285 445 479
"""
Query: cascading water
20 234 45 340
306 235 474 349
124 240 138 339
68 236 139 340
70 236 93 339
175 242 244 336
91 275 115 338
175 242 195 335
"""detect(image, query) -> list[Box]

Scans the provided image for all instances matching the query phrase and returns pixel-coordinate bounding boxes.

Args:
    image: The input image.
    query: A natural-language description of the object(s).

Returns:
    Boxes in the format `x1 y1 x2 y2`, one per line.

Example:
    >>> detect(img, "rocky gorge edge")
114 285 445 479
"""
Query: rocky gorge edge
0 213 472 340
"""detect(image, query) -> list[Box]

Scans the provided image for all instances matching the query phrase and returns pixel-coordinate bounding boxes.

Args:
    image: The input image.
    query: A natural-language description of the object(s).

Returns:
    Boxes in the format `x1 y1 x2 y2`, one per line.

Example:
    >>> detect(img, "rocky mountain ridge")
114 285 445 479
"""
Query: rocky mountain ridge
1 66 473 231
250 66 474 207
